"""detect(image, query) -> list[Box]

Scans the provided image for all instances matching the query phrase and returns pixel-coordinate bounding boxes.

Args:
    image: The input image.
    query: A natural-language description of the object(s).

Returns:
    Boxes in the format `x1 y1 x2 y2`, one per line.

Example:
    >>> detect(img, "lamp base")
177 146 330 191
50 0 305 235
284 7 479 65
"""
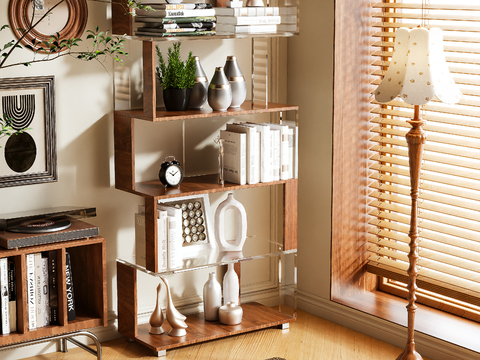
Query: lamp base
396 347 423 360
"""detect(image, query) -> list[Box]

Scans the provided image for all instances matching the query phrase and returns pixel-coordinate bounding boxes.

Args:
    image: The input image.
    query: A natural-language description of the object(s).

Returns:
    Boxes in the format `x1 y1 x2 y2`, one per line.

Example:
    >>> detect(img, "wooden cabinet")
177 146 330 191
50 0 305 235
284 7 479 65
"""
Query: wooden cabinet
0 236 107 347
112 2 299 355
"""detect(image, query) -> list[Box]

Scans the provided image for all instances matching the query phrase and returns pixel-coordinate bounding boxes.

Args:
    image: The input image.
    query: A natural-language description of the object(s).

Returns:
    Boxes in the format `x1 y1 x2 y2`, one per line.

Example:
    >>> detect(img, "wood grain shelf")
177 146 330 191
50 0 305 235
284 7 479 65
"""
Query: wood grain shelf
115 102 299 123
135 302 294 352
118 174 297 199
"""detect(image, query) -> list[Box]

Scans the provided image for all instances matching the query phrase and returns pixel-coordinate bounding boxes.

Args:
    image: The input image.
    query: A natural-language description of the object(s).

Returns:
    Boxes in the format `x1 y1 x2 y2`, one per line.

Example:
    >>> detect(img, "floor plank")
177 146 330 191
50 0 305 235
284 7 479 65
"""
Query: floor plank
24 310 430 360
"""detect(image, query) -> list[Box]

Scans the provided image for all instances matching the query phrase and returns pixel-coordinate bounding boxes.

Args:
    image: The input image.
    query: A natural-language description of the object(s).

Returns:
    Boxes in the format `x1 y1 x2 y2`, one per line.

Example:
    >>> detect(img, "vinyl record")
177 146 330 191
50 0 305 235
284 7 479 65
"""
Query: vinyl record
7 219 71 233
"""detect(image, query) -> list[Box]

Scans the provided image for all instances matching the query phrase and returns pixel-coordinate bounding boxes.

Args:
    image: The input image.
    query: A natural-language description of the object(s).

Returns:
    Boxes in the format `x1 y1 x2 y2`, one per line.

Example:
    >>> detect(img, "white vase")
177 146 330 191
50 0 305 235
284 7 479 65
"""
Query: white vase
223 263 240 305
214 193 247 252
203 272 222 321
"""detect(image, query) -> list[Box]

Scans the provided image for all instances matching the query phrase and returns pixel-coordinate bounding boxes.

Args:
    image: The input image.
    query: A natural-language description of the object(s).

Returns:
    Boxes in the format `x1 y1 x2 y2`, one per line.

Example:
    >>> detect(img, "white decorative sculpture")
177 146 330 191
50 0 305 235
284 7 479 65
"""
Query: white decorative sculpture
214 193 247 252
159 276 188 337
149 283 165 335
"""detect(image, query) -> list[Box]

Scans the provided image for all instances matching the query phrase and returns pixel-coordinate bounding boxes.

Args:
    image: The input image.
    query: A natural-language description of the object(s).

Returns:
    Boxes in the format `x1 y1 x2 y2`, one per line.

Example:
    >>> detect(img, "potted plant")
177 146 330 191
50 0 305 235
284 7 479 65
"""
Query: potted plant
156 42 196 111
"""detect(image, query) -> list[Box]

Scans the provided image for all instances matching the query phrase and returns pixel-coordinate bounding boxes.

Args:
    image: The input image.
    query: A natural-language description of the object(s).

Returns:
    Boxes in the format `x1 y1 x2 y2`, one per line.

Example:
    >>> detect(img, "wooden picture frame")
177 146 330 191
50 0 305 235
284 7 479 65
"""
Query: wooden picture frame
158 194 216 258
8 0 88 53
0 76 57 188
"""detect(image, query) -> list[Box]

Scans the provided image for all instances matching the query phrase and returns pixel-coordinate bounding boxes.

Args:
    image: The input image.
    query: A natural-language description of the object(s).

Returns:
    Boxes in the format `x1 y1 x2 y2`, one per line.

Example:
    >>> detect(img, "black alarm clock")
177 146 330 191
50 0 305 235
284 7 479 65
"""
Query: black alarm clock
159 156 184 187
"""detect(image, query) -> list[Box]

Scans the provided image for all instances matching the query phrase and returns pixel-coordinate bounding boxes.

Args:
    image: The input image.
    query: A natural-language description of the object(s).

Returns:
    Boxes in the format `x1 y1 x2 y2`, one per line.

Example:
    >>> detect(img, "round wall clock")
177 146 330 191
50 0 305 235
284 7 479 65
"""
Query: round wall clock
9 0 88 53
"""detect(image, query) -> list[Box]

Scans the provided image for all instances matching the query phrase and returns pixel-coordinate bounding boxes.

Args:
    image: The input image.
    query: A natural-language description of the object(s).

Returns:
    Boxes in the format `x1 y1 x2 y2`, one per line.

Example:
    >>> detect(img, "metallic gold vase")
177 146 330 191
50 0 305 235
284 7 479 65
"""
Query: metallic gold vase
189 56 209 109
224 56 247 108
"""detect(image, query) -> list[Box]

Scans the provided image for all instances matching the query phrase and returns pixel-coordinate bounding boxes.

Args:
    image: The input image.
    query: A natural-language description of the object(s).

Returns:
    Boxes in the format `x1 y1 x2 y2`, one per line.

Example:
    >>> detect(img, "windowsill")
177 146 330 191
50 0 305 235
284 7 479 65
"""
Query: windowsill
332 290 480 354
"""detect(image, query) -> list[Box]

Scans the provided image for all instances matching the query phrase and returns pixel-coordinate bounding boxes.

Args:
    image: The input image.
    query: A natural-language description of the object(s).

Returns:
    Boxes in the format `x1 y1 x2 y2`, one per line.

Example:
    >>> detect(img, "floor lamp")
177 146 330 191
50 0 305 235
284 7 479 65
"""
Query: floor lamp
374 27 462 360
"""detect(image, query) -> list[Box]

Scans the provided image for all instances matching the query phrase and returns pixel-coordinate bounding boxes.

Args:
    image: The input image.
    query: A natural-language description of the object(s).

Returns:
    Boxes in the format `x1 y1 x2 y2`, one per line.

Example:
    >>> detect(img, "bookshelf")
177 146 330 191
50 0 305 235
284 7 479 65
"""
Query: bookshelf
0 236 107 347
112 0 299 355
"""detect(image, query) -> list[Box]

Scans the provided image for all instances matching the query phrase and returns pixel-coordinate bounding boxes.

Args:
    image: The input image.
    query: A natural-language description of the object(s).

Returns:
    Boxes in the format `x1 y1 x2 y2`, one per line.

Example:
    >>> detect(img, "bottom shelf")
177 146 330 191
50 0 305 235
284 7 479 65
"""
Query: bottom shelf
134 302 295 352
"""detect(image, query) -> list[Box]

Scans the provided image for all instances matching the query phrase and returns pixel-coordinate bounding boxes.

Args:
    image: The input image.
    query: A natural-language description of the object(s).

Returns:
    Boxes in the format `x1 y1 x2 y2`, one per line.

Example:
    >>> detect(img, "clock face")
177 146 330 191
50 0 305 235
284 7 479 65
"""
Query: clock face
165 164 183 186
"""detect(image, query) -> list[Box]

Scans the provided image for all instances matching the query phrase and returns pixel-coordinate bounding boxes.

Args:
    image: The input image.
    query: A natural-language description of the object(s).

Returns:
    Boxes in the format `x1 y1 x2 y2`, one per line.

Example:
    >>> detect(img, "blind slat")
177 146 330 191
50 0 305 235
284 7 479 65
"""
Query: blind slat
373 2 480 11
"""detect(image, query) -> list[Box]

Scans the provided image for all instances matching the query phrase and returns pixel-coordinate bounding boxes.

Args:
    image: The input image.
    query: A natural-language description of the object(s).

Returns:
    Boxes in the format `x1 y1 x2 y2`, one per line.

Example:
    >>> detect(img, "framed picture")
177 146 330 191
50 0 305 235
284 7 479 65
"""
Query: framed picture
158 194 215 258
0 76 57 188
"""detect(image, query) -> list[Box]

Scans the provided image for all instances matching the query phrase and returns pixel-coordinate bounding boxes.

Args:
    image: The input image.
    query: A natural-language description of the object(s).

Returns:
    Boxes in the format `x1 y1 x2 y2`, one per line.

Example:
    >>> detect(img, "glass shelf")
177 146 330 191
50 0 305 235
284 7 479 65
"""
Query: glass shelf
125 31 299 42
117 236 297 276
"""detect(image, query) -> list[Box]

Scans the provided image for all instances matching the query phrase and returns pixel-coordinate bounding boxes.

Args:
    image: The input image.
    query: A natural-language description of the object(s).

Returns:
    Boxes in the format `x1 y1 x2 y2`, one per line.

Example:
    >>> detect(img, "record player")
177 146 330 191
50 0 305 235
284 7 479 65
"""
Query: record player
0 206 98 249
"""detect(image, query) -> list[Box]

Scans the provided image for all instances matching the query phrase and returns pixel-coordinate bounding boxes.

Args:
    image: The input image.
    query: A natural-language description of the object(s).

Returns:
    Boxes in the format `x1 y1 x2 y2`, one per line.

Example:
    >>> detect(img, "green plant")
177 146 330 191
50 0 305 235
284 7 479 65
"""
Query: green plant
155 42 196 90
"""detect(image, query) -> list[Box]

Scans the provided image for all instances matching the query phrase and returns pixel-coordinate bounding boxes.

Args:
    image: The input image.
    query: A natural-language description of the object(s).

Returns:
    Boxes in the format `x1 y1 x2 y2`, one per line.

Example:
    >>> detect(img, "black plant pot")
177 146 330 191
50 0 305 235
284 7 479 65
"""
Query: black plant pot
163 88 191 111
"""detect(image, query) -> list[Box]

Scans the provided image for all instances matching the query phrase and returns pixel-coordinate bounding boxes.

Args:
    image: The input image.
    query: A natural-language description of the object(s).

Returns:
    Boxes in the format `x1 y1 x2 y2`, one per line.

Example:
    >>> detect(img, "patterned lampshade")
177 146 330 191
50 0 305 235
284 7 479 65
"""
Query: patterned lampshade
375 27 462 106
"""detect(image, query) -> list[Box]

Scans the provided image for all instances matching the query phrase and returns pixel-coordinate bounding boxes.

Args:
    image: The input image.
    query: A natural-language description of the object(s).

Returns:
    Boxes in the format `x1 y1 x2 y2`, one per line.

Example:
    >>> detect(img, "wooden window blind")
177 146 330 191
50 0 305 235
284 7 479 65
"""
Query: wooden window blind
368 0 480 317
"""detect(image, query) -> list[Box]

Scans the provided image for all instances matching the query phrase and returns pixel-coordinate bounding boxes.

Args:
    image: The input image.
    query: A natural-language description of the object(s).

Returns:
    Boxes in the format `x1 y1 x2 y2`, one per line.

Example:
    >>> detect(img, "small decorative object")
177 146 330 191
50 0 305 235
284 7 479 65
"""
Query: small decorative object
188 56 209 109
208 67 232 111
223 263 240 305
213 136 226 185
149 283 165 335
158 156 184 187
203 272 222 321
224 56 247 108
166 0 183 3
156 42 196 111
246 0 264 6
219 301 243 325
227 0 243 7
158 194 215 257
160 276 188 337
214 193 247 252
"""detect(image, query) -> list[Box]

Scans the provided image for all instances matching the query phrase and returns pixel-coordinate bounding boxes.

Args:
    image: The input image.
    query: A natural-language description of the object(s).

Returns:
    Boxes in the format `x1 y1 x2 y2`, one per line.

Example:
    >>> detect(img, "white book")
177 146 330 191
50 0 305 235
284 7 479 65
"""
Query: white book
34 253 44 328
284 120 298 179
270 129 280 181
26 253 36 330
0 258 9 335
214 6 279 16
216 15 281 25
226 123 259 185
247 123 272 183
219 130 246 185
138 3 213 11
216 24 277 34
41 257 50 327
158 211 168 271
136 8 216 18
263 123 290 180
157 203 183 269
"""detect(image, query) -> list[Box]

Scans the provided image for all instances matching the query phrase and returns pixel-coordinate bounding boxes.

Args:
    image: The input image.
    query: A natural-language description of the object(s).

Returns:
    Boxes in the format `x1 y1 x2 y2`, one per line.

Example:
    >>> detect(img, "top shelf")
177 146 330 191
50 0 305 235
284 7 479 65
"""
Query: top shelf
115 101 299 122
123 31 299 42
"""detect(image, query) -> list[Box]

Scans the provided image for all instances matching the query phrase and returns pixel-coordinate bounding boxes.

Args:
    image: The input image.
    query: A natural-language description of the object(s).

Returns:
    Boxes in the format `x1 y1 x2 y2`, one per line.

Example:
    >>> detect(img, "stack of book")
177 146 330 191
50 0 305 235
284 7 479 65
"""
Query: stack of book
219 121 298 185
135 3 216 37
215 6 281 34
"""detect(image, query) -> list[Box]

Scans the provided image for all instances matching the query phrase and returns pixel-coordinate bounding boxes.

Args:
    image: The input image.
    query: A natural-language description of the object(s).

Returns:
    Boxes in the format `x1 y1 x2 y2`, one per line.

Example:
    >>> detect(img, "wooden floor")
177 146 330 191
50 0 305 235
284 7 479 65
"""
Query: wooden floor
25 310 429 360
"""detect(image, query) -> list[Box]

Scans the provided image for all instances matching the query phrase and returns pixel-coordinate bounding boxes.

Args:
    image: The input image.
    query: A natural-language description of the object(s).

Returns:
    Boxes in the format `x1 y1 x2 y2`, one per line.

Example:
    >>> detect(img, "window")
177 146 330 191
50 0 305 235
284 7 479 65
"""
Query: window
367 0 480 322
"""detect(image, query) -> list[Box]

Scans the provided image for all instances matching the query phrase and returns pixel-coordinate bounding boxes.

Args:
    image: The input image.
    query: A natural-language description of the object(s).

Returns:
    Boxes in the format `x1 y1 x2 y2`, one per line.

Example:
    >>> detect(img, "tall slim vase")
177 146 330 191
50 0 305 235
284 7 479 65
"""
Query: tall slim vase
203 272 222 321
223 263 240 305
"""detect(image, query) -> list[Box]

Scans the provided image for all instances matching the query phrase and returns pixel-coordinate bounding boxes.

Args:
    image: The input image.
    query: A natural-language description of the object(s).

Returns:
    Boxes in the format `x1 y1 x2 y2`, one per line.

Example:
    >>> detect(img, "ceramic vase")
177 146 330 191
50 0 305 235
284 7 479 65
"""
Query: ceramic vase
219 302 243 325
203 272 222 321
163 88 191 111
189 56 208 109
214 193 247 252
224 56 247 108
223 263 240 305
149 283 165 335
208 67 232 111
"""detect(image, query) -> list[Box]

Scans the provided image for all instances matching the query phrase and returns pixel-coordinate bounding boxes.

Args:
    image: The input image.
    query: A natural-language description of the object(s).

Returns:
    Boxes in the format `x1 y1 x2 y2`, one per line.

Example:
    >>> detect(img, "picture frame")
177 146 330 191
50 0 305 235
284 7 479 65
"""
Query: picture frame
158 194 215 258
0 76 57 188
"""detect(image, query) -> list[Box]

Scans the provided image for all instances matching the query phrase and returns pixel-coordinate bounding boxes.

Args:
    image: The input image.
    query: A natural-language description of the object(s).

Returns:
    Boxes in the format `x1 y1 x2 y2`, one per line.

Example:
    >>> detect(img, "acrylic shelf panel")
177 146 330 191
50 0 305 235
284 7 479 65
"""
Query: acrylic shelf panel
117 235 296 276
125 31 299 42
115 101 299 122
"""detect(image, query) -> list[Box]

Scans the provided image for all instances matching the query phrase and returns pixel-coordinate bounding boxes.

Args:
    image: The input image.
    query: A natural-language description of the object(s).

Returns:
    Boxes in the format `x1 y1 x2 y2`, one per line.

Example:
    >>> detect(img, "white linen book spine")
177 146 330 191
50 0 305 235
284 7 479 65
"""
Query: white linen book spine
226 123 259 185
41 256 50 326
158 211 168 271
246 123 272 183
270 129 280 181
264 123 290 180
216 24 277 33
216 15 281 25
219 130 246 185
283 120 298 179
0 258 9 334
34 253 44 328
26 253 36 330
214 6 279 16
157 203 183 269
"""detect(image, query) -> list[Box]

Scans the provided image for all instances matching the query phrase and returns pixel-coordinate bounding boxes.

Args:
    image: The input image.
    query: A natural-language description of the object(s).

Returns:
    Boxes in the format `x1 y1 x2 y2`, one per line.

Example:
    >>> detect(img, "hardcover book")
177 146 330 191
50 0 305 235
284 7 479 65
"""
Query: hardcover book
135 30 216 37
247 123 272 183
216 24 277 34
134 16 216 24
48 250 58 325
7 260 16 333
226 123 260 185
34 253 44 328
65 252 76 321
157 204 183 269
214 6 279 17
26 253 36 330
135 210 168 271
219 130 247 185
136 8 216 18
136 2 212 16
41 256 50 327
0 257 9 334
263 123 290 180
216 15 281 26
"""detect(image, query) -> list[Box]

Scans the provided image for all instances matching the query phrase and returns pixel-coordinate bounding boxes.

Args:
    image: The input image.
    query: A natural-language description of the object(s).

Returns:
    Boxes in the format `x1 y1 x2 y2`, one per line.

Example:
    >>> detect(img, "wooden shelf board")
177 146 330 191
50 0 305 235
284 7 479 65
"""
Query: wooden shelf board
115 101 298 122
133 302 295 352
117 174 297 199
0 236 105 256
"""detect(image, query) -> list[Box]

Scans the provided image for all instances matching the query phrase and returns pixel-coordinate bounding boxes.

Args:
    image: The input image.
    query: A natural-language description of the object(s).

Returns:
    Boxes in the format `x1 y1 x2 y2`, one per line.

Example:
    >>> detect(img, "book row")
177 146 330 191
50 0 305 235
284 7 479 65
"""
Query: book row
220 121 298 186
0 251 76 335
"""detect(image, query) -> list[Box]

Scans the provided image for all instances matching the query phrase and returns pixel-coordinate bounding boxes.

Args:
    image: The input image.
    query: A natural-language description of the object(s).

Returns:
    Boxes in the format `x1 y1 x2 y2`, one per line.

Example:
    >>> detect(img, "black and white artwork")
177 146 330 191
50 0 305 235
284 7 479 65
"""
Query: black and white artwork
0 76 56 188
